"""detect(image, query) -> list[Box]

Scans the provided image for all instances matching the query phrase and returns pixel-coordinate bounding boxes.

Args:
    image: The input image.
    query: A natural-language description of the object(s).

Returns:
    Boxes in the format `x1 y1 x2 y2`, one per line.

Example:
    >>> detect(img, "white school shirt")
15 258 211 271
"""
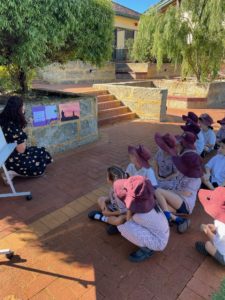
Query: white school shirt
195 131 205 155
217 128 225 142
201 129 216 152
213 220 225 258
206 154 225 185
173 173 201 213
126 163 158 187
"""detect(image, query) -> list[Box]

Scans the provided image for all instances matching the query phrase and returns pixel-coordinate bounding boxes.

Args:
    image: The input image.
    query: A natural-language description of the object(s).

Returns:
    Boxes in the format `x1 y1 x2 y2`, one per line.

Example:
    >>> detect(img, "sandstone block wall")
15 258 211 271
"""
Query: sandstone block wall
94 81 167 122
36 61 115 84
0 94 98 154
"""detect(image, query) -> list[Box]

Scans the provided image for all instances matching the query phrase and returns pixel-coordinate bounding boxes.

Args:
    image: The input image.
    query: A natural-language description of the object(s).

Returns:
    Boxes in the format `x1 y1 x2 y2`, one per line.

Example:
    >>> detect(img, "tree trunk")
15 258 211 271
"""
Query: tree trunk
176 0 181 8
18 69 28 93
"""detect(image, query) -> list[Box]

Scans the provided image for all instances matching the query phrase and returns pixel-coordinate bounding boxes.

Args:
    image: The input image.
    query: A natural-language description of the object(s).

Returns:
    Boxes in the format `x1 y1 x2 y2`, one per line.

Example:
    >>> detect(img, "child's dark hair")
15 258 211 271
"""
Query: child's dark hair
107 166 129 182
221 139 225 144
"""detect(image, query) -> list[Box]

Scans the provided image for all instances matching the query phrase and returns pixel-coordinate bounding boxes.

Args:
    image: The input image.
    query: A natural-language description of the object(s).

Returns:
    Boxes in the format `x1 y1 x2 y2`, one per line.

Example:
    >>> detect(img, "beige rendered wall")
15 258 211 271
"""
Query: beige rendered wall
117 30 125 49
114 15 139 31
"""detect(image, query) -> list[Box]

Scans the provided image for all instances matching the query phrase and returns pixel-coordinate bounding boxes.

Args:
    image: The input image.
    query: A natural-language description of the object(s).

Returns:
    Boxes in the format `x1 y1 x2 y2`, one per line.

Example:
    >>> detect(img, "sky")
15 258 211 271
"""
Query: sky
113 0 159 13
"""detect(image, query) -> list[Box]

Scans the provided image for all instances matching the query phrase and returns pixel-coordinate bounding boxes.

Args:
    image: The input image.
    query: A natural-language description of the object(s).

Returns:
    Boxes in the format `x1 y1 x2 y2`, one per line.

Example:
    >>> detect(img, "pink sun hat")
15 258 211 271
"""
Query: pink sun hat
154 133 177 156
128 145 151 168
198 187 225 224
113 175 156 214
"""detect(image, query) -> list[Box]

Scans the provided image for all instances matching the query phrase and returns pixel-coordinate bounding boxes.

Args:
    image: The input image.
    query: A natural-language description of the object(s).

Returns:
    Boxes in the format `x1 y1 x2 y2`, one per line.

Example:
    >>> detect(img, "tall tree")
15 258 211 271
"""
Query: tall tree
132 9 158 63
0 0 114 92
133 0 225 82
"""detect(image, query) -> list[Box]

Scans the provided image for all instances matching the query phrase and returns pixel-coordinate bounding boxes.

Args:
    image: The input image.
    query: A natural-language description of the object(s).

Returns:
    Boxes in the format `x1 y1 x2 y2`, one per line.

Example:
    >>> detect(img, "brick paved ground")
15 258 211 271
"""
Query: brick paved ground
0 120 225 300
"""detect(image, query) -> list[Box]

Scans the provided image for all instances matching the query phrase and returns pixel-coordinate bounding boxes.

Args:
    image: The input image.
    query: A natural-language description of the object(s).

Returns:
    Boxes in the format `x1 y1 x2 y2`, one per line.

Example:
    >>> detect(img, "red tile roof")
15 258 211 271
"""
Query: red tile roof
112 2 141 20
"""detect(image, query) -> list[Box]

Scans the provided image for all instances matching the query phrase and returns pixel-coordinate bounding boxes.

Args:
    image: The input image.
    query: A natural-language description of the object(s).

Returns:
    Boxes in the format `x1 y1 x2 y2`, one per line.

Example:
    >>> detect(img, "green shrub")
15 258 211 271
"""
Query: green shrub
212 278 225 300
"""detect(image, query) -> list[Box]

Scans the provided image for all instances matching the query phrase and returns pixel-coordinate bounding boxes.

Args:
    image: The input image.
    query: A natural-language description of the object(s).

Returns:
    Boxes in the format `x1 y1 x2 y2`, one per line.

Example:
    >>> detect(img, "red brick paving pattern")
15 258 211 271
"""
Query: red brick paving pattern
0 120 225 299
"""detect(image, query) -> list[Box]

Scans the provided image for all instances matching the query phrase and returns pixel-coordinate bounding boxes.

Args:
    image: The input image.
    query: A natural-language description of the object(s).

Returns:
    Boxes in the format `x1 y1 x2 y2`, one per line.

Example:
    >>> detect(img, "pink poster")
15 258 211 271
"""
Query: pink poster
59 102 80 122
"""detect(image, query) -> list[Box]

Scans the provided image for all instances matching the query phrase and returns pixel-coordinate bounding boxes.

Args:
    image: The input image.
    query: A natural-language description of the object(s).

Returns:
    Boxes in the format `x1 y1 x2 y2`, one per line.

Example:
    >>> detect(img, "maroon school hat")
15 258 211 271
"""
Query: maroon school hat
113 176 156 214
181 119 200 136
154 133 177 156
172 151 203 178
199 113 214 127
217 118 225 125
198 187 225 224
176 132 197 150
182 112 198 124
128 145 151 168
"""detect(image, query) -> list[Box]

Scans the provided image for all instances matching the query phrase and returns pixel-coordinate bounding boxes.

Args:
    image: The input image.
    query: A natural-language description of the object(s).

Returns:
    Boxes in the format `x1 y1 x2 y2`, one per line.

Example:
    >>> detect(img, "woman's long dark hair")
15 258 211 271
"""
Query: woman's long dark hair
0 96 27 129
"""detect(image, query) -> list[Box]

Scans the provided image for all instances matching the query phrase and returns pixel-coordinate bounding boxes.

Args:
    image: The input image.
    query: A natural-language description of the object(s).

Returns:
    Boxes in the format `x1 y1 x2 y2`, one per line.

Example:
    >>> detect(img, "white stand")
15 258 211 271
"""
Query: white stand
0 127 32 200
0 249 14 259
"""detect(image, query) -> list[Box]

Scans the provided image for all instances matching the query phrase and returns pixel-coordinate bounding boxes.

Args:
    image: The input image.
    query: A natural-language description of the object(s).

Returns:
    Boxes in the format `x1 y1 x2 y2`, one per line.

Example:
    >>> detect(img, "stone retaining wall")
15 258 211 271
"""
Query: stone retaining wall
116 63 181 79
152 79 209 97
152 79 225 108
36 60 115 84
94 81 167 121
207 81 225 108
0 92 98 154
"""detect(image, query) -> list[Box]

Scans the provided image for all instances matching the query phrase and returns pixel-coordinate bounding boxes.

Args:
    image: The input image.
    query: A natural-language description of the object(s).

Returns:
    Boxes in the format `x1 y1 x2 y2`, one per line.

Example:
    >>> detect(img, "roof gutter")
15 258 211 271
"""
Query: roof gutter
156 0 175 10
115 12 140 20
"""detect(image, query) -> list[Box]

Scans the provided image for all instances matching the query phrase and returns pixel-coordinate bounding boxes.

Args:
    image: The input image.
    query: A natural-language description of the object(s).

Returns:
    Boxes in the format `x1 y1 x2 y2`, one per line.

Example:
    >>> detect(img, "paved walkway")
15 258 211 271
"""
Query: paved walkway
0 120 225 300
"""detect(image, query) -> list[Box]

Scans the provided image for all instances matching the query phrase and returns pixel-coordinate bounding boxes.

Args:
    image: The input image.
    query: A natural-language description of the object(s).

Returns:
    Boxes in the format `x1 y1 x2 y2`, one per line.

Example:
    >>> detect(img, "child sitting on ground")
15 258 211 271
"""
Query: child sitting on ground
155 151 203 234
114 175 170 262
202 139 225 190
126 145 158 188
153 133 178 190
199 113 216 157
182 111 199 125
215 118 225 149
88 166 129 234
181 119 204 155
176 131 197 154
196 187 225 266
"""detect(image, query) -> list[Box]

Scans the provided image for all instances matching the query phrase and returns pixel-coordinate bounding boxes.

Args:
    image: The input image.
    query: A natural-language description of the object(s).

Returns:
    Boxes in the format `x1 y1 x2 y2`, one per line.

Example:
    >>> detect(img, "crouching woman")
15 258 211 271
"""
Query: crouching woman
114 175 170 262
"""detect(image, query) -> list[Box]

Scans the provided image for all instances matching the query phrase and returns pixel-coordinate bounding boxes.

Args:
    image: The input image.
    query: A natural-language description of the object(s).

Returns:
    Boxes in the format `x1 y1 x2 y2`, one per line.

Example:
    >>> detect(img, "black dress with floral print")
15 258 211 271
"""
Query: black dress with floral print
2 122 52 176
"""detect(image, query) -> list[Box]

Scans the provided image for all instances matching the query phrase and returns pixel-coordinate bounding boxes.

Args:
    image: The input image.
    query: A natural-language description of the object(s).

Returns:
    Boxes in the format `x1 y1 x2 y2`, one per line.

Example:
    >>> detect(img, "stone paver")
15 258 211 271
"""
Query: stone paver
0 120 225 299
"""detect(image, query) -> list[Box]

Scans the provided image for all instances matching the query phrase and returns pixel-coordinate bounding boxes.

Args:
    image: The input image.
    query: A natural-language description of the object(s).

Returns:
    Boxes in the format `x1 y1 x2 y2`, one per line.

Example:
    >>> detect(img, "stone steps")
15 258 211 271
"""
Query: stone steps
98 106 130 119
97 94 116 102
116 72 148 80
98 100 122 110
97 90 137 126
98 112 136 126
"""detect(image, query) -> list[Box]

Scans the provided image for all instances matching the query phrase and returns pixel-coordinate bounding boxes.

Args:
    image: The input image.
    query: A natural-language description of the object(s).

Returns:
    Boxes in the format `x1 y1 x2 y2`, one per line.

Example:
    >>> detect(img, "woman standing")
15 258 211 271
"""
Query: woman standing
0 96 53 181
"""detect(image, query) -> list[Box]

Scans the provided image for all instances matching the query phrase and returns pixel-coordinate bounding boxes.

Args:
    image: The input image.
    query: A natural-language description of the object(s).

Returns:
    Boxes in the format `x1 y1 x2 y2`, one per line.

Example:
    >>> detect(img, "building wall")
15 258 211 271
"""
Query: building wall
114 15 139 31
